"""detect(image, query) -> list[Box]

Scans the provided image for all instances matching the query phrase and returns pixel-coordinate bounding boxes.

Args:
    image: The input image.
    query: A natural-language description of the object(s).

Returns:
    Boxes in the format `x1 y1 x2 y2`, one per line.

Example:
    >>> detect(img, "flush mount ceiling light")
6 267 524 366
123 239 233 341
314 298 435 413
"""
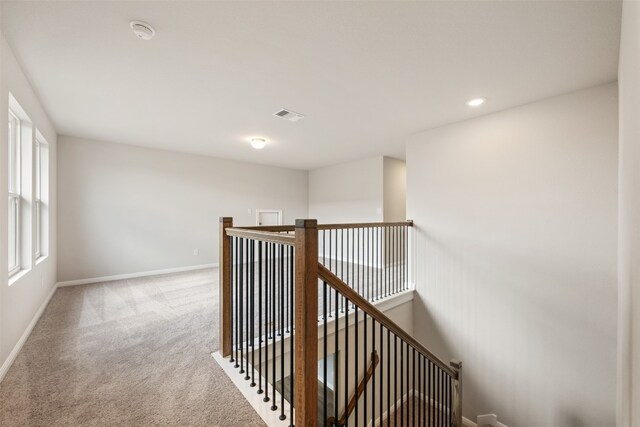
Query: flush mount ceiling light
130 21 155 40
250 138 267 150
466 97 486 107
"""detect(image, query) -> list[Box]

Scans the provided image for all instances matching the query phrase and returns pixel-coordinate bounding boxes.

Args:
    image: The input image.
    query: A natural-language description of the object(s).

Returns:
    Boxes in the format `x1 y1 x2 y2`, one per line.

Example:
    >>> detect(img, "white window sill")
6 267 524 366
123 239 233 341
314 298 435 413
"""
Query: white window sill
9 268 30 286
35 255 48 266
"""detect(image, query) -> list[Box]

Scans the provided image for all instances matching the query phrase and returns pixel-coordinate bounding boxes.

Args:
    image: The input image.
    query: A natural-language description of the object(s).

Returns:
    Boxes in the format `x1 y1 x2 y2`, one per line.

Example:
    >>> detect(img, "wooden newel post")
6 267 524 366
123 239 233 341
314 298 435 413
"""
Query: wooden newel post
294 219 318 427
219 217 233 357
450 359 463 427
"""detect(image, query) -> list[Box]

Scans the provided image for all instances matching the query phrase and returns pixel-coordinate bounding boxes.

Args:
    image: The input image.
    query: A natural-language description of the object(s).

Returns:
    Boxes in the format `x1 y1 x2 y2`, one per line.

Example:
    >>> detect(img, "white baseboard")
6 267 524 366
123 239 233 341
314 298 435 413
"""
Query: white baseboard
462 416 508 427
56 263 218 287
0 283 57 383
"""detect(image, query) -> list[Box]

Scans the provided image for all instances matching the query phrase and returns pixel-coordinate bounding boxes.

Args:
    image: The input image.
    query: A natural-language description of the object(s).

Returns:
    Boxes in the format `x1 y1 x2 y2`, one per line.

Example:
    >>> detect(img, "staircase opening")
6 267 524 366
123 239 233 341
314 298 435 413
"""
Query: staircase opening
215 218 462 426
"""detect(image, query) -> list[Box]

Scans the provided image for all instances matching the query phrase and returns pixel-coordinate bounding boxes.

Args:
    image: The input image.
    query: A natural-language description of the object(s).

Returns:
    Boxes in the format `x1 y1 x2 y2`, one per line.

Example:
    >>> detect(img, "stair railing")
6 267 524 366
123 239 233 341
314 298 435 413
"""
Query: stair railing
218 217 461 427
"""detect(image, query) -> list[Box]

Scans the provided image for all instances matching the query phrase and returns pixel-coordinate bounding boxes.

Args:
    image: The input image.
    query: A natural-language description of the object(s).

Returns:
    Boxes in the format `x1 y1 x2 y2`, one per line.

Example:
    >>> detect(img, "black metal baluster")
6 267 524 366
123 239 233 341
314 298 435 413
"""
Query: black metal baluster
354 305 359 427
412 348 416 427
289 246 294 425
379 324 384 427
334 285 339 425
447 375 451 427
396 226 400 294
377 226 380 299
383 227 386 298
403 225 406 291
277 245 281 338
271 243 277 411
400 340 404 426
363 311 368 426
372 319 376 427
245 239 250 380
345 294 349 424
341 228 344 283
285 244 289 335
328 229 333 318
323 280 328 426
250 241 256 387
438 367 442 427
231 237 236 365
372 227 376 300
394 335 398 427
279 245 285 419
239 238 245 375
387 328 391 427
393 226 397 295
391 226 395 295
392 227 399 293
418 353 422 427
351 227 355 295
368 227 372 300
424 357 428 427
406 343 410 426
258 241 263 394
384 227 388 298
234 237 240 368
264 242 270 403
427 360 431 426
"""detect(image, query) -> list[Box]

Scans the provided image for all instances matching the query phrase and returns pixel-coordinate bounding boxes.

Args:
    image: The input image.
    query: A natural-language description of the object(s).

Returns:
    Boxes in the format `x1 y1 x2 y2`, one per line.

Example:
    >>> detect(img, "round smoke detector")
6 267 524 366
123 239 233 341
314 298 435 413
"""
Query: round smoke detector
130 21 155 40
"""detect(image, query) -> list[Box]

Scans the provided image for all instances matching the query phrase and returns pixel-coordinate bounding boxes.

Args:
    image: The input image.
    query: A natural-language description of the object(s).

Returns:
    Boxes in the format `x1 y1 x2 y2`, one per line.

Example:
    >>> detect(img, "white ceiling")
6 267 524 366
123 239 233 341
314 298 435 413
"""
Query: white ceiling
1 1 621 170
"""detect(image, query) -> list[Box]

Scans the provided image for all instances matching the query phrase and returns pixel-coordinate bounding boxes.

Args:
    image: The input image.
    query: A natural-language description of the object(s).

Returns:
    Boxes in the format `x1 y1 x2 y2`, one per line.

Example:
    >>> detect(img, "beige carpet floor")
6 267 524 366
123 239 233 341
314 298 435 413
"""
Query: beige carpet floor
0 268 265 427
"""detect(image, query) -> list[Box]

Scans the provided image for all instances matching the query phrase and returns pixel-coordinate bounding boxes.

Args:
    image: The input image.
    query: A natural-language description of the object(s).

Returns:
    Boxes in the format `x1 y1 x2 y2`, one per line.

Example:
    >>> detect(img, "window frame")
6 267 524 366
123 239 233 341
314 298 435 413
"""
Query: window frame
35 138 41 259
8 109 21 277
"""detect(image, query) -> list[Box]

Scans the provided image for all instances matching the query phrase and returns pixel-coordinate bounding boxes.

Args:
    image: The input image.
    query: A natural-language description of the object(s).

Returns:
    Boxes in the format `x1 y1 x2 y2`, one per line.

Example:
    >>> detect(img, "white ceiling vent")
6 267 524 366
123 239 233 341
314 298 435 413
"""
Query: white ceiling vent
273 108 305 122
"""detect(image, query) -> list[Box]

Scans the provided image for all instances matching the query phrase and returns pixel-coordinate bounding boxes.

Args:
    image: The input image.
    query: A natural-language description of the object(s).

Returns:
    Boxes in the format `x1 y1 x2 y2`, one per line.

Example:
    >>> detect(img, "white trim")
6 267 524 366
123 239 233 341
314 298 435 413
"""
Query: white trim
366 389 506 427
463 417 477 427
462 417 509 427
213 352 291 427
0 284 57 383
56 263 219 287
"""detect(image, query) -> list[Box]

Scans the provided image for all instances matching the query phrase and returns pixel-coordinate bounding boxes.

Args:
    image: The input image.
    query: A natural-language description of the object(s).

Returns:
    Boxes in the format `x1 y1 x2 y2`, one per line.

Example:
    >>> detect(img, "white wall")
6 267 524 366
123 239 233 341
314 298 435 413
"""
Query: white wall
406 83 618 426
0 31 58 375
309 155 407 224
617 2 640 426
57 136 308 282
309 156 384 223
383 157 406 222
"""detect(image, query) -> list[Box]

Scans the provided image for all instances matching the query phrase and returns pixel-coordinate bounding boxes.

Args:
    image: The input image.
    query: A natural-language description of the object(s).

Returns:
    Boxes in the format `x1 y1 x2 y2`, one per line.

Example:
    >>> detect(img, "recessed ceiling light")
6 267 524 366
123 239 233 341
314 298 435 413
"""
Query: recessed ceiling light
250 138 267 150
466 97 486 107
130 21 155 41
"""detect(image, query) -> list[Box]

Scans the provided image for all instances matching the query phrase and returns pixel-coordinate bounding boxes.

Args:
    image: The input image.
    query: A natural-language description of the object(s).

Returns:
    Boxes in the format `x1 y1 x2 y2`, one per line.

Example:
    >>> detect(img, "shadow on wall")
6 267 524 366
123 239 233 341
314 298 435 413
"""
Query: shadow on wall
411 225 616 426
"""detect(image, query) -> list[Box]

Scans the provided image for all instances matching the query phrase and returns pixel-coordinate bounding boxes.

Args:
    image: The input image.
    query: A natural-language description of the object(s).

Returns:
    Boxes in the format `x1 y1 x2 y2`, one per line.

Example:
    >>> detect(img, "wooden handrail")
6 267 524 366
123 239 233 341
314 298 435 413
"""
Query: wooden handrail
225 227 295 245
328 351 380 427
234 220 413 233
318 220 413 230
235 225 295 232
318 263 457 378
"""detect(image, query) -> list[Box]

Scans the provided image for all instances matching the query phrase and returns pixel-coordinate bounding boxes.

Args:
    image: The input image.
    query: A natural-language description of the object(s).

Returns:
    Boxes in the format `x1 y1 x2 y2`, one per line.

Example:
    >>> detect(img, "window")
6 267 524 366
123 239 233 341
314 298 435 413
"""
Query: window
8 110 21 276
34 134 48 260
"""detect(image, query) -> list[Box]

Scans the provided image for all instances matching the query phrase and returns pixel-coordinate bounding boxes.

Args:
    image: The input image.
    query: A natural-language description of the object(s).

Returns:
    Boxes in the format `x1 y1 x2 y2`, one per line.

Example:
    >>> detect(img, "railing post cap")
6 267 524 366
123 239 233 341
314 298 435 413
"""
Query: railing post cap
220 217 233 223
450 359 462 370
295 219 318 228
